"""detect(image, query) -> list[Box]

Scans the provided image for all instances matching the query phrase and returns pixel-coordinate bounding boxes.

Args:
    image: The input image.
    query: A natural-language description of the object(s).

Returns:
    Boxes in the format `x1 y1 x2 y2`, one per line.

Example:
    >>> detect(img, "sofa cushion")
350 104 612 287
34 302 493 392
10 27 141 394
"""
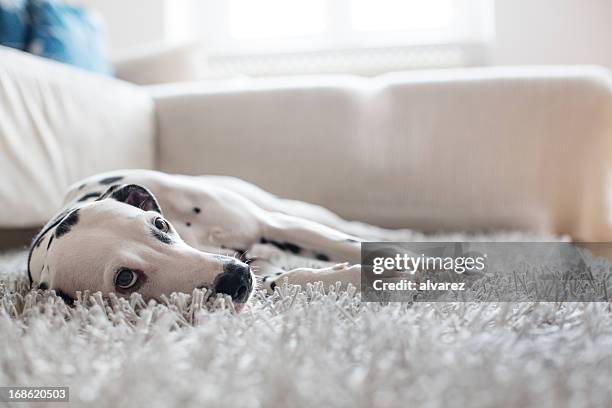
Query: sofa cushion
0 0 28 50
27 0 112 74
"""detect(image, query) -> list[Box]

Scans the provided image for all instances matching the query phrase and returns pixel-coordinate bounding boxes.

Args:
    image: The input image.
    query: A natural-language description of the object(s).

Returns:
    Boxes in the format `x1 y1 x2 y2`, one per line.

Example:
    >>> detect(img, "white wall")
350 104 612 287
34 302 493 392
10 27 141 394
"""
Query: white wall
80 0 167 54
492 0 612 69
86 0 612 70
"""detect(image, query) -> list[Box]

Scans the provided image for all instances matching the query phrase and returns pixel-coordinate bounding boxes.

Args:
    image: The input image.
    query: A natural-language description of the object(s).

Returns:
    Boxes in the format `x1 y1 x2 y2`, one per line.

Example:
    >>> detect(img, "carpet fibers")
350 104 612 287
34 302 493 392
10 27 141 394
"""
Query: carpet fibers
1 236 612 408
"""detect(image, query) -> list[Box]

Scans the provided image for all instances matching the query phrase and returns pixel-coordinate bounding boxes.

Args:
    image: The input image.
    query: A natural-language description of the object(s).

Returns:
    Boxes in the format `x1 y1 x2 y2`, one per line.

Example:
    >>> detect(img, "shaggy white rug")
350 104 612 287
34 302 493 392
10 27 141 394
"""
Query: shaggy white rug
1 232 612 408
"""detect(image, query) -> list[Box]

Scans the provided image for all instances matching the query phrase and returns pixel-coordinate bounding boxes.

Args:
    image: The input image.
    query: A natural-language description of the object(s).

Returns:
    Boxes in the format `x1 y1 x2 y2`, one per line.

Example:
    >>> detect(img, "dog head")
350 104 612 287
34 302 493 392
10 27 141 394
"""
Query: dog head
28 184 254 308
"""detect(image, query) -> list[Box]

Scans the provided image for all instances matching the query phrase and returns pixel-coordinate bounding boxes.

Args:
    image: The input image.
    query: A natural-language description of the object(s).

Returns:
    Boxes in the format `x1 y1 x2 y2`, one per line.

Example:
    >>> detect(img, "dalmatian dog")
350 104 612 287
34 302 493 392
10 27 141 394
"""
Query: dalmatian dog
28 170 365 308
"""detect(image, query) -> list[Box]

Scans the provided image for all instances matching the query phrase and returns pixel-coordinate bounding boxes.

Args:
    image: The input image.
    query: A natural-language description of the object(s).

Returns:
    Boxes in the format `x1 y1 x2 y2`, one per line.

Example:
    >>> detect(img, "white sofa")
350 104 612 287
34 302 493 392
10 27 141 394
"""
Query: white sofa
1 46 611 246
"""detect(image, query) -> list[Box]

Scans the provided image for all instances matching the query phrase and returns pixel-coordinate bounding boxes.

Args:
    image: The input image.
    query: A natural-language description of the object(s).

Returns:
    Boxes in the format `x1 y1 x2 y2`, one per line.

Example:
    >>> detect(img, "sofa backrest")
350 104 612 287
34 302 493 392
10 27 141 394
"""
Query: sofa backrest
151 67 612 240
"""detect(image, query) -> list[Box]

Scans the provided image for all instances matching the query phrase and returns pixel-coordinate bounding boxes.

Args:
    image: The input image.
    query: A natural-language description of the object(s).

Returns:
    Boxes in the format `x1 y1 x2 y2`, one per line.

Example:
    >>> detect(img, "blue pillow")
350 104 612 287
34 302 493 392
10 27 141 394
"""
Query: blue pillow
0 0 29 50
27 0 113 75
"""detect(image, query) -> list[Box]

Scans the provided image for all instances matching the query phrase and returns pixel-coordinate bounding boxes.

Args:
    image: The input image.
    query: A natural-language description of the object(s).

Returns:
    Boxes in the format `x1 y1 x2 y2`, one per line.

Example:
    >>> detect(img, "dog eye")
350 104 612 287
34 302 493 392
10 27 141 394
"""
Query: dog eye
153 217 169 233
114 268 138 289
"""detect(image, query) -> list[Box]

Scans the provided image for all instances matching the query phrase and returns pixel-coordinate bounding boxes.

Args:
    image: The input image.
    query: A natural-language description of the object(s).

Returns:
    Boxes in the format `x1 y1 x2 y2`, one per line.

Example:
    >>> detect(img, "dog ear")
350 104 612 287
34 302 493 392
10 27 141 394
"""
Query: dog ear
110 184 163 214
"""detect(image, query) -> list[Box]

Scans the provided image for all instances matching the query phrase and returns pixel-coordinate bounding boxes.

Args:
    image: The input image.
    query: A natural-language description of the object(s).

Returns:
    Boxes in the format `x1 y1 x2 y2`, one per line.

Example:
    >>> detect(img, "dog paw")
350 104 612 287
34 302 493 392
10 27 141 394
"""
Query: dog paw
261 272 284 293
264 264 361 293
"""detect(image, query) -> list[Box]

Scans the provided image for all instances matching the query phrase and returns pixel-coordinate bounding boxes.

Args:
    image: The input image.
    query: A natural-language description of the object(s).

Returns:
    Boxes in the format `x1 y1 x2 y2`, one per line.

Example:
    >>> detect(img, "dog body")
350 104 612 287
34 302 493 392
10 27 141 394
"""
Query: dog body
28 170 363 304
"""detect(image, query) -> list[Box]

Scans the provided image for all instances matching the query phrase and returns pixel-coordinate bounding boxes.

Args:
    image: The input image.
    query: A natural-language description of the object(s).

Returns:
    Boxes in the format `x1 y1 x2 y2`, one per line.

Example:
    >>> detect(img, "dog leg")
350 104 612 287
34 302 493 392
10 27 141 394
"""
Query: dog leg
258 212 362 264
246 237 361 291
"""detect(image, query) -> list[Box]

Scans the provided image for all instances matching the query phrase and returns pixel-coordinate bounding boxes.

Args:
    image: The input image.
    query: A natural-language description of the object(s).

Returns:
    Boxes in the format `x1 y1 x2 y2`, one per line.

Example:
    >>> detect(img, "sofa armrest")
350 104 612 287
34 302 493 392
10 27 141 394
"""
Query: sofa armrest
113 42 203 85
150 67 612 240
0 46 156 227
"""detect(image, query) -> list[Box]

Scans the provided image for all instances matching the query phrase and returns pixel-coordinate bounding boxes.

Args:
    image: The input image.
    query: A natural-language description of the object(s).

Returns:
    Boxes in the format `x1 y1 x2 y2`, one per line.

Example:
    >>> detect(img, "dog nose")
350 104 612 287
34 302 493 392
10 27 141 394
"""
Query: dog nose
213 261 252 303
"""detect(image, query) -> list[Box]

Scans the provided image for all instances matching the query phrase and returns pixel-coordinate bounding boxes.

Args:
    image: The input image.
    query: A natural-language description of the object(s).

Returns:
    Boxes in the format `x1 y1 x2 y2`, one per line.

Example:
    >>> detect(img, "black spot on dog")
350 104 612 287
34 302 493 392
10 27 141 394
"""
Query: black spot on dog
77 192 101 202
151 228 172 245
55 289 75 306
27 209 71 285
268 240 286 251
186 222 191 227
315 253 330 262
259 237 301 254
99 176 124 185
35 233 45 248
46 235 54 250
283 242 302 254
78 183 86 190
262 276 268 282
55 210 79 238
38 282 49 290
193 207 201 214
270 281 277 291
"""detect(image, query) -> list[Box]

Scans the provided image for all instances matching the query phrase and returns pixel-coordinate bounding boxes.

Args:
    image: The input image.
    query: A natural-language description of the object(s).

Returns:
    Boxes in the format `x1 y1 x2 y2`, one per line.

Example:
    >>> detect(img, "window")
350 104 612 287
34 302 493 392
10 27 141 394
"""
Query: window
191 0 493 77
351 0 454 32
229 0 327 40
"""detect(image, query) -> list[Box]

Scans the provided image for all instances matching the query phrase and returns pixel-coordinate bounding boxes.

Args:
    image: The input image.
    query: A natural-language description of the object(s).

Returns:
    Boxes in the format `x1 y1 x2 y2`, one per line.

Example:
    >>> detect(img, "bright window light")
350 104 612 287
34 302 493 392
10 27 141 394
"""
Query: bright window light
194 0 491 76
229 0 327 39
351 0 455 31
